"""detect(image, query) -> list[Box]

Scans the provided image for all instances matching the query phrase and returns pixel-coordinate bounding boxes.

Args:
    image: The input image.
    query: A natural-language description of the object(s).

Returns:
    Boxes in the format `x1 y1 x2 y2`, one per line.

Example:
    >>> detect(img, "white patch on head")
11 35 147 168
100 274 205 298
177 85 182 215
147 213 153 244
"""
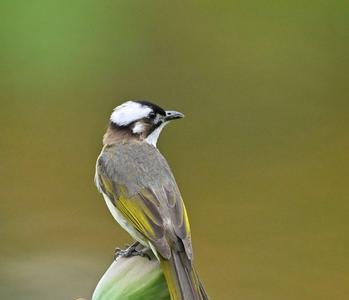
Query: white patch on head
145 122 168 147
154 114 162 124
110 101 152 126
132 121 146 134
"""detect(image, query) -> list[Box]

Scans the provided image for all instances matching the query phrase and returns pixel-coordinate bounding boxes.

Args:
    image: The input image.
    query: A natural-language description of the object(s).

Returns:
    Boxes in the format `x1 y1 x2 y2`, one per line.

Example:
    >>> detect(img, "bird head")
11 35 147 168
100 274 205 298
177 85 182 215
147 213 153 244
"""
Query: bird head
106 100 184 146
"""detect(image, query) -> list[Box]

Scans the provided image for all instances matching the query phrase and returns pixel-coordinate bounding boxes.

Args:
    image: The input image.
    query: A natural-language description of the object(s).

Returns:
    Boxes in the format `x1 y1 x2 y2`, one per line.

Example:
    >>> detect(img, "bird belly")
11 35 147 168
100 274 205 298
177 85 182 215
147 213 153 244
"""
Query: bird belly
102 193 147 246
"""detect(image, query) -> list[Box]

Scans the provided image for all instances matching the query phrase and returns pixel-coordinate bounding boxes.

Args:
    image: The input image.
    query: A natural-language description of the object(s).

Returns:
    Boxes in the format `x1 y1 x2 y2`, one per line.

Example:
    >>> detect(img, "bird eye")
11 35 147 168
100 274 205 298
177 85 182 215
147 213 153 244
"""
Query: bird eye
148 112 156 119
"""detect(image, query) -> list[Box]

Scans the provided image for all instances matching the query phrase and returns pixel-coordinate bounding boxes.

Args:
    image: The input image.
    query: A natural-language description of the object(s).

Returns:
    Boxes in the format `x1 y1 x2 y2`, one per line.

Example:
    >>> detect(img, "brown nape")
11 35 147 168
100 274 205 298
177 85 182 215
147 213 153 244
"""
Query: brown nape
103 121 154 145
103 125 139 145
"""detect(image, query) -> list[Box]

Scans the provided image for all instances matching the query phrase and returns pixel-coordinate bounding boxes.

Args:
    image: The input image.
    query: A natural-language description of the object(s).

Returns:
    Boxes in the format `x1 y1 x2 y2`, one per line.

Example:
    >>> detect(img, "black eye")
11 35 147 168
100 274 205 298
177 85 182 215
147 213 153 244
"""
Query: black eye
148 112 156 119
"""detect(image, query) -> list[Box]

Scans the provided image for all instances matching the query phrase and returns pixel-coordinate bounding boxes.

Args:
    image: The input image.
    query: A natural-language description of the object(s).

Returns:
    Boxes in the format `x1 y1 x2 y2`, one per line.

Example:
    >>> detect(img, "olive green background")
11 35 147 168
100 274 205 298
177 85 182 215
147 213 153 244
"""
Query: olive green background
1 1 348 299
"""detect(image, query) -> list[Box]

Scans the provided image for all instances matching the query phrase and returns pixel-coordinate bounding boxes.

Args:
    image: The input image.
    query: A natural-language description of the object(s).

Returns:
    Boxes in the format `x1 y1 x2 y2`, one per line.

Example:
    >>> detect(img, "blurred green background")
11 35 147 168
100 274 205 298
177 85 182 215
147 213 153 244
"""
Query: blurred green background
1 1 348 299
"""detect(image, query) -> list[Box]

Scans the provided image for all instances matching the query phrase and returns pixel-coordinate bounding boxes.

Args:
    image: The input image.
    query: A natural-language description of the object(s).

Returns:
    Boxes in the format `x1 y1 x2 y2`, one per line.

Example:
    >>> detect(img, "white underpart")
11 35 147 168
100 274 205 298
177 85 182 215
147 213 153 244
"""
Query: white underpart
102 192 160 260
110 101 152 126
102 193 147 245
145 122 168 147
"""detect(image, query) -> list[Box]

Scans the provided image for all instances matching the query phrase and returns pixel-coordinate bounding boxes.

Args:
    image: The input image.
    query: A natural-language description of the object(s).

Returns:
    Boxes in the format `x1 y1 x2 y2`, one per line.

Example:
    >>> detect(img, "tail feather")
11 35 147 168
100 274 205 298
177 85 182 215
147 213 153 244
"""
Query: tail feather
160 250 209 300
198 274 209 300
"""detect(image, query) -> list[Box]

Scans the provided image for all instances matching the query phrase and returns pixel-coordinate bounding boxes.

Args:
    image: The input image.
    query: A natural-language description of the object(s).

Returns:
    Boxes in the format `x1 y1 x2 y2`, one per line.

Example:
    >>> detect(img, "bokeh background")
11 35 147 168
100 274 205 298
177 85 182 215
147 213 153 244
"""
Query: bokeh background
1 1 348 299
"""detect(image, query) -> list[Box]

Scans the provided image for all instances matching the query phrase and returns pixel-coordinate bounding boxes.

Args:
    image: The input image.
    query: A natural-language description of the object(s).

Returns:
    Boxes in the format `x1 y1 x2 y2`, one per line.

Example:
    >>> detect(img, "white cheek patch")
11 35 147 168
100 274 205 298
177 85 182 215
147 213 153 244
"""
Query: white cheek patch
132 121 146 134
154 114 161 124
110 101 152 126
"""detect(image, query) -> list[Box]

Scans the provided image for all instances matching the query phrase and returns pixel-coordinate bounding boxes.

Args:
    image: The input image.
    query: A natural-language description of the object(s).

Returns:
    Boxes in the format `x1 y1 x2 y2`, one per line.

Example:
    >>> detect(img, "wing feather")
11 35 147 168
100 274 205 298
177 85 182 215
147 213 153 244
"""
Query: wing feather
96 144 192 260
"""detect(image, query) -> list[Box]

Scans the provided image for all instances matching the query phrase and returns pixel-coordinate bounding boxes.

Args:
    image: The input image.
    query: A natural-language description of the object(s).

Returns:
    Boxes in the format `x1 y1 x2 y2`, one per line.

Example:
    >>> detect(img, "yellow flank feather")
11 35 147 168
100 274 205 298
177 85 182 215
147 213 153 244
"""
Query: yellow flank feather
116 195 156 237
182 202 191 235
160 258 181 300
99 175 115 199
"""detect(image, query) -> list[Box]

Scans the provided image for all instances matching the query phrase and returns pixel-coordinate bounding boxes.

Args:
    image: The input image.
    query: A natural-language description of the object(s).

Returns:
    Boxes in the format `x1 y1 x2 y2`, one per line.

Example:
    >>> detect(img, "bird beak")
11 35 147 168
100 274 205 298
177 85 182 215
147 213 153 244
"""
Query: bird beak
164 110 185 121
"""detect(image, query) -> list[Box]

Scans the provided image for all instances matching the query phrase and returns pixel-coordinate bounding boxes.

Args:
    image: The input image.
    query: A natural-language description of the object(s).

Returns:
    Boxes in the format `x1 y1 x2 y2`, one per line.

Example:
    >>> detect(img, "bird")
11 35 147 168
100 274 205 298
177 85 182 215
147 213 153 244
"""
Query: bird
95 100 209 300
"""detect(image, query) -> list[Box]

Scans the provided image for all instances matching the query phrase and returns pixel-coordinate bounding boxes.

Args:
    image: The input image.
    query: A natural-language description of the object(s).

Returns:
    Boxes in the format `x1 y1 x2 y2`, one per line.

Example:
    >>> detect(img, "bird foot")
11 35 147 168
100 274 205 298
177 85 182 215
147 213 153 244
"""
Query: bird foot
114 242 152 260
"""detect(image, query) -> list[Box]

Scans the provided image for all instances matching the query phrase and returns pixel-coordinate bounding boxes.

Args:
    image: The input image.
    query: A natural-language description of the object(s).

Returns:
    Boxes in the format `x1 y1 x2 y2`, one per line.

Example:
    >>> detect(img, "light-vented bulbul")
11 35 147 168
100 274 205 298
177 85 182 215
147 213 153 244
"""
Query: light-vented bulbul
95 100 208 300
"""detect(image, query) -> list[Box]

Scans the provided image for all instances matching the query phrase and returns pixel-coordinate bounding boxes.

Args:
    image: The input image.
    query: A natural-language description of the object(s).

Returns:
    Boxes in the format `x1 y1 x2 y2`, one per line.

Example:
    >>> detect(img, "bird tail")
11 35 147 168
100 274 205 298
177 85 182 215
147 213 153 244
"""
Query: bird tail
160 250 209 300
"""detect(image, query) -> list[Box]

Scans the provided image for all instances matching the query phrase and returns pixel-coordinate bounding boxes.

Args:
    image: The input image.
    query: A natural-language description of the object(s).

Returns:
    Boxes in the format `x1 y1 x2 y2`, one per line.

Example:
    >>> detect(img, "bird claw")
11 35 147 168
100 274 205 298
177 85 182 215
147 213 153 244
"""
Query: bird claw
131 249 152 261
114 242 152 261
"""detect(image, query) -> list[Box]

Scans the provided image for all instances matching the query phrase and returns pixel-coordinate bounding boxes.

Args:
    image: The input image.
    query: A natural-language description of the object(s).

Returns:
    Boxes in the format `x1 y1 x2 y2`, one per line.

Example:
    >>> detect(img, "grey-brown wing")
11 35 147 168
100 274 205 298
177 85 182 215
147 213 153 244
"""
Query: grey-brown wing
96 143 193 260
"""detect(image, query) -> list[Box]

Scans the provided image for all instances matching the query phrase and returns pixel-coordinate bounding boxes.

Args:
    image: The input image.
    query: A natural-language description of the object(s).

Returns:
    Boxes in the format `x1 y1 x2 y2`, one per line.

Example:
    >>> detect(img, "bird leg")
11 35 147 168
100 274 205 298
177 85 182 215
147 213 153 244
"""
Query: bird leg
114 241 139 259
114 241 152 260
